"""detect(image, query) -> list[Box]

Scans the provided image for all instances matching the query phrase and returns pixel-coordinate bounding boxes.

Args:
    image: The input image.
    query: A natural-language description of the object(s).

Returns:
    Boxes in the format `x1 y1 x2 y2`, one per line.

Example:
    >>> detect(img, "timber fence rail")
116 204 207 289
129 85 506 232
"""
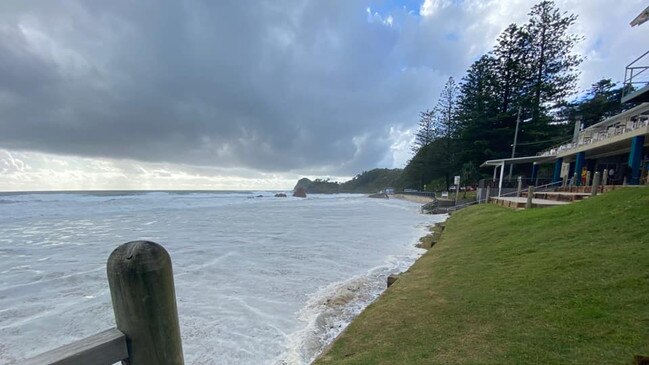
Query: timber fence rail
19 240 185 365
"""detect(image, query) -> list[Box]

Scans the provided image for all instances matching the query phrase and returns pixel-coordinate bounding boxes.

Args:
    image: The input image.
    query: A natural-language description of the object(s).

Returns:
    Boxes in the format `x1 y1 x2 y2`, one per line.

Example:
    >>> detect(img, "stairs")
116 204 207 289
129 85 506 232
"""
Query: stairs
490 196 569 209
489 185 616 209
521 191 590 202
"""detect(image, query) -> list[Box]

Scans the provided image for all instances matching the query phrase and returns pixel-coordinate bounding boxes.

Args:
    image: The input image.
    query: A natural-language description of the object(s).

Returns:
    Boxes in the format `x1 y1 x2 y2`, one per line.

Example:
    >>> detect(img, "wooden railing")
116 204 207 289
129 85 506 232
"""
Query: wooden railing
20 328 127 365
19 241 185 365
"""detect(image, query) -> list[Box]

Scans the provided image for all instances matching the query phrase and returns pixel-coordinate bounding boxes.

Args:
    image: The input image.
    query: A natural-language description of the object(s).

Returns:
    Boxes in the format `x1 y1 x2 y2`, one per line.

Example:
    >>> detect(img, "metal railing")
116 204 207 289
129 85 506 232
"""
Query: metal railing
498 180 562 197
480 178 552 189
475 179 563 205
398 191 437 198
538 106 649 158
622 50 649 101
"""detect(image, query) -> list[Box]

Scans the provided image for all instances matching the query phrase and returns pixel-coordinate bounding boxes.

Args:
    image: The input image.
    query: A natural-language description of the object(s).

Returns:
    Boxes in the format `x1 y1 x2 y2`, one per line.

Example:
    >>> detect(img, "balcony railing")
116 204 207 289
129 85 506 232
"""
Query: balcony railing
538 104 649 157
622 50 649 103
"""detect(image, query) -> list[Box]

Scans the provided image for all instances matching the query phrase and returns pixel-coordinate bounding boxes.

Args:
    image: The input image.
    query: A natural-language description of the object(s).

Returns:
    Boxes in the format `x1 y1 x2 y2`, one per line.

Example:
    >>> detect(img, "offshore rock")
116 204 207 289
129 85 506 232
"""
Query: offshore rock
368 193 389 199
387 274 399 287
293 187 307 198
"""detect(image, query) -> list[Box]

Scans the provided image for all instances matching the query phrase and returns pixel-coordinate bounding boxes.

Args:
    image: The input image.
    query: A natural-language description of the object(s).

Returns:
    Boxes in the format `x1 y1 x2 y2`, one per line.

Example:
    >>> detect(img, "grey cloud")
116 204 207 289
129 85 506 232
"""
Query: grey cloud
0 0 448 175
0 1 636 175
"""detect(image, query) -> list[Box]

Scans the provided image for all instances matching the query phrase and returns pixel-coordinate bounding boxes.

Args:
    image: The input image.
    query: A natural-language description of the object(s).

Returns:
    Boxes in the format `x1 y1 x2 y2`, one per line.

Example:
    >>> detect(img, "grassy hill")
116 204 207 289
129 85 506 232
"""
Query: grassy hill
315 187 649 364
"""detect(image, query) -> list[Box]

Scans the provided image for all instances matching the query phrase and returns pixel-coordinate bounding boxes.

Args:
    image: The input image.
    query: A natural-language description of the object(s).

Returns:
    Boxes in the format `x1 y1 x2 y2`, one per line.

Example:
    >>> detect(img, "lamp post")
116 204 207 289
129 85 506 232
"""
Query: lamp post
508 107 533 180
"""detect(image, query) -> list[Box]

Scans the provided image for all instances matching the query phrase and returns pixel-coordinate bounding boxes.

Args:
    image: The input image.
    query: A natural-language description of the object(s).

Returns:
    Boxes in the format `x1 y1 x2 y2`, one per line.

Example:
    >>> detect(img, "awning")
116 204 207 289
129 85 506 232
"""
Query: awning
480 155 557 167
631 6 649 26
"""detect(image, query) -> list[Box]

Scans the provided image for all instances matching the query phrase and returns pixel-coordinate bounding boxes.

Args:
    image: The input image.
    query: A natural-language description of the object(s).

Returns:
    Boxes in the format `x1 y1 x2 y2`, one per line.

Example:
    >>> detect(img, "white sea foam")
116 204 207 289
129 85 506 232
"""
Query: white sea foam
0 191 444 364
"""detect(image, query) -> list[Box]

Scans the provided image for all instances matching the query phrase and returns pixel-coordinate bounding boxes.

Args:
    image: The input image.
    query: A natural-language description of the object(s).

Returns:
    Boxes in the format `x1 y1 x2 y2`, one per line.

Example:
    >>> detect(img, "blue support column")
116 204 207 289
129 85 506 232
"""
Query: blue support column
552 158 563 183
531 163 539 181
574 152 585 186
628 135 645 185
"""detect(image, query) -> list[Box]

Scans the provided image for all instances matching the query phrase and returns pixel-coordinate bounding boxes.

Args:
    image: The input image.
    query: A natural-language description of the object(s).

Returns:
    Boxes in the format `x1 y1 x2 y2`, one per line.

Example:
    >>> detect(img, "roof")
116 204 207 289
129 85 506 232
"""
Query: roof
480 155 557 167
631 5 649 26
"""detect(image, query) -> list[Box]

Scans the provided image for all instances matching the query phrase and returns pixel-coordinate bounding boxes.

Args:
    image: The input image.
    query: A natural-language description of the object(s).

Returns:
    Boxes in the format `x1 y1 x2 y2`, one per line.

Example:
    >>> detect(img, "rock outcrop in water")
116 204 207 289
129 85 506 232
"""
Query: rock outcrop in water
368 193 389 199
274 193 287 198
293 187 307 198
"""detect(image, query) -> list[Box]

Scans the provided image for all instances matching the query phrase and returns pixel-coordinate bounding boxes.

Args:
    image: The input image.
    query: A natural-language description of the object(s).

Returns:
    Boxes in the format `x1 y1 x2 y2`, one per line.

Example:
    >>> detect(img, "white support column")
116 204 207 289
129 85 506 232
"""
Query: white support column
498 161 505 197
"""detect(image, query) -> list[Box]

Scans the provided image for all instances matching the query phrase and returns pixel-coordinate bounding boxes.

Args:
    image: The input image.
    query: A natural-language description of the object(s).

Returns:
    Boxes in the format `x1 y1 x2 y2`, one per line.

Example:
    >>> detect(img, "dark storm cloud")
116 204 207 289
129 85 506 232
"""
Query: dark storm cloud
0 1 537 174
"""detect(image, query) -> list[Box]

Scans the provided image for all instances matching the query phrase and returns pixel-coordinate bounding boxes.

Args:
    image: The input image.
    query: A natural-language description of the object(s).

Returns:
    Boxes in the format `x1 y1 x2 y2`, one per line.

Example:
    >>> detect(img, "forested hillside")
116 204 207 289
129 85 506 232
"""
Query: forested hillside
294 169 403 194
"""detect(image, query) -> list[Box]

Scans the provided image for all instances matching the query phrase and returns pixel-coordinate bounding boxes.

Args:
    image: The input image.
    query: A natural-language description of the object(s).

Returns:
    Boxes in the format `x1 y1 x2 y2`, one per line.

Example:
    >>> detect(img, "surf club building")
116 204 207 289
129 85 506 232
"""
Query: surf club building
480 6 649 197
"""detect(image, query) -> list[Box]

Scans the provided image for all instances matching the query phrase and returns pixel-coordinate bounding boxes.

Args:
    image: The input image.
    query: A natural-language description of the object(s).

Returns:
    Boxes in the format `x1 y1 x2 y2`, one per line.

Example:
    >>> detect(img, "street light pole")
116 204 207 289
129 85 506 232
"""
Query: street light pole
509 106 521 180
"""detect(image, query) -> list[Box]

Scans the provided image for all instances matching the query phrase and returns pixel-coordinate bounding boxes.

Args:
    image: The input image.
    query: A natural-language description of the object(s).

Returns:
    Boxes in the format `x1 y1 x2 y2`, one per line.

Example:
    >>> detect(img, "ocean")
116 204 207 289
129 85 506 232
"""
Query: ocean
0 191 443 364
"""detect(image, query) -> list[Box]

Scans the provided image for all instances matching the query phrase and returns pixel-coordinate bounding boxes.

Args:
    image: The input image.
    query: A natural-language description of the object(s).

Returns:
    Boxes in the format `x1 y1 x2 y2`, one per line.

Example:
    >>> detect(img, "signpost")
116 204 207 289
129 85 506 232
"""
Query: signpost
454 175 460 205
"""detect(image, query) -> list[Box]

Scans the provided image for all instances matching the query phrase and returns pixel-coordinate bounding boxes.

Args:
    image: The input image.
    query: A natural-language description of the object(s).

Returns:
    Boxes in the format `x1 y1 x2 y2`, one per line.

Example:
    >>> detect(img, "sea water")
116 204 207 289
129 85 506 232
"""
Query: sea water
0 191 443 364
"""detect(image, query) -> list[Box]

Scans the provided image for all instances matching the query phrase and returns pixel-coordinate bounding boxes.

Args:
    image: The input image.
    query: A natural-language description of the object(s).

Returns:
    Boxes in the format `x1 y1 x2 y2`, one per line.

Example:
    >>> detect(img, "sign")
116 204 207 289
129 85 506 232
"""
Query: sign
454 176 460 185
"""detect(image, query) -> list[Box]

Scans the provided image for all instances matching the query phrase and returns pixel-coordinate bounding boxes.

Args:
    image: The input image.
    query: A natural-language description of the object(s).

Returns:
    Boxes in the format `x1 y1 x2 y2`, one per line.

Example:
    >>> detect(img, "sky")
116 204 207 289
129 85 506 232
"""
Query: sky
0 0 647 191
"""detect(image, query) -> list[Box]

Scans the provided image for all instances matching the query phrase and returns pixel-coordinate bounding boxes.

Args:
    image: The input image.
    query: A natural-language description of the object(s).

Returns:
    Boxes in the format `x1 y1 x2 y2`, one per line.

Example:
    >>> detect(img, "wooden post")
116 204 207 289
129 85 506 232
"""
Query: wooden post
485 185 491 204
602 169 608 186
525 186 534 209
591 172 601 197
586 171 591 186
570 173 577 188
107 241 184 365
516 176 522 197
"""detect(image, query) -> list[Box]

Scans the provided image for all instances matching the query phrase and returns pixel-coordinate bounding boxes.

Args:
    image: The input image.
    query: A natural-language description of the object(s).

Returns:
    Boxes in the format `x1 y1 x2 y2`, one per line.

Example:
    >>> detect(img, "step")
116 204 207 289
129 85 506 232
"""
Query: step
489 196 570 209
520 191 590 202
554 185 614 194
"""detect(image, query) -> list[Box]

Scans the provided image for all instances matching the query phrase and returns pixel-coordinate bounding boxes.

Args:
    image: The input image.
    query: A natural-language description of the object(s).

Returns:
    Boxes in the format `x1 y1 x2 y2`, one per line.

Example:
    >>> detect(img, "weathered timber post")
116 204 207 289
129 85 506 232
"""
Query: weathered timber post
602 169 608 186
586 171 591 186
107 241 184 365
516 176 523 197
525 186 534 209
591 172 601 197
570 173 577 189
485 185 491 204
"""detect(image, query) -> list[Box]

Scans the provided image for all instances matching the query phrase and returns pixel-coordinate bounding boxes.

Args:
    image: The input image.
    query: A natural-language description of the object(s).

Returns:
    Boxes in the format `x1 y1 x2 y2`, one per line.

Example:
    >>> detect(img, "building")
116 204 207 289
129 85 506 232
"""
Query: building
480 6 649 197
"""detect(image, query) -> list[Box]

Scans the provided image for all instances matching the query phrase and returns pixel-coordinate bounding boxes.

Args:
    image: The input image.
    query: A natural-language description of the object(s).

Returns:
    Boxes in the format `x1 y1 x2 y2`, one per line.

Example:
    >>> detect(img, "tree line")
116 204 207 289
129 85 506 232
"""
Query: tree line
403 0 632 191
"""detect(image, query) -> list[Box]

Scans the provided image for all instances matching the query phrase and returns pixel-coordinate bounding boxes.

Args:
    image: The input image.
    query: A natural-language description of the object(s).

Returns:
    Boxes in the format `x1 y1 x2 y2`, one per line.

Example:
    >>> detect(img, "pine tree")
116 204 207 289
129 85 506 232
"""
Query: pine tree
434 77 460 189
526 0 582 122
456 55 501 164
492 23 530 115
435 77 460 139
402 0 586 185
411 109 436 154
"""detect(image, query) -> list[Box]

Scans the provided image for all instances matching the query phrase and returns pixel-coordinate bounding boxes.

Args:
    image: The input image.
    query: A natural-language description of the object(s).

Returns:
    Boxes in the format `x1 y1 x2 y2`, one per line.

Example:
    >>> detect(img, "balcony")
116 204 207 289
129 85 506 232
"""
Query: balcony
539 103 649 158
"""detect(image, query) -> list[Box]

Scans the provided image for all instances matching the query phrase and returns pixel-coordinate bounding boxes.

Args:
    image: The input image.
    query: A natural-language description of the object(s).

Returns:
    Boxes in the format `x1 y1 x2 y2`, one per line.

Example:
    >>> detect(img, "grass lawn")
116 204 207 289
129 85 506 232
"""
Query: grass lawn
315 187 649 365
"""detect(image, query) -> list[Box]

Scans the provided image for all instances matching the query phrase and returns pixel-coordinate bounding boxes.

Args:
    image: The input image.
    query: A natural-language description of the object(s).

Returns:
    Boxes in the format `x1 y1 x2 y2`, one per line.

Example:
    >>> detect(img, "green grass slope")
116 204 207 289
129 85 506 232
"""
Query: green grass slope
315 188 649 365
